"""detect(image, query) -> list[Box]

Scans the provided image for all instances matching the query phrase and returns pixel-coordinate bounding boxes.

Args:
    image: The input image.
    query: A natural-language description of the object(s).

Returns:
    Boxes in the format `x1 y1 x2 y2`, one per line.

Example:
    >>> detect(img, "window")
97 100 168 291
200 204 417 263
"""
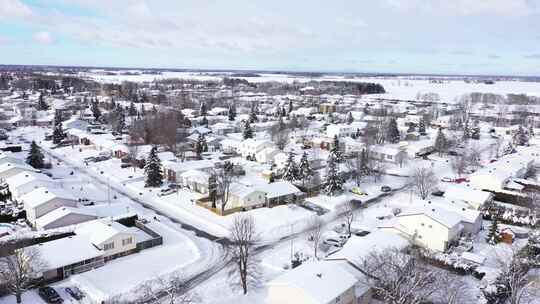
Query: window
122 238 133 246
104 242 114 250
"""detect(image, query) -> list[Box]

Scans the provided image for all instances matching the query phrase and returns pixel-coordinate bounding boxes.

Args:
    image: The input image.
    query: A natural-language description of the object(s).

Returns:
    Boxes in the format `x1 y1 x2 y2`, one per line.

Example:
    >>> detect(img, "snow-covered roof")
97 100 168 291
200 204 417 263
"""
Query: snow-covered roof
6 171 54 191
267 260 360 303
398 206 464 228
443 185 493 204
0 153 26 166
162 159 214 172
75 220 133 246
229 183 261 199
327 230 409 268
257 181 301 199
29 235 103 270
35 207 97 229
21 187 77 209
461 252 485 265
0 162 36 174
180 169 210 183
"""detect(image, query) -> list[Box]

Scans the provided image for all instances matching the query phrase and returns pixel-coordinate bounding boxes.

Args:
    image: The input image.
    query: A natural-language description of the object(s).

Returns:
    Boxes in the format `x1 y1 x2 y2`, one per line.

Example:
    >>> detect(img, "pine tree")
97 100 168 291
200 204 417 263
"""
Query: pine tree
346 112 354 125
37 92 49 110
53 110 63 126
268 172 275 183
110 97 116 110
249 106 258 123
299 152 314 186
471 126 480 140
529 124 534 137
228 104 236 121
128 102 137 116
513 125 529 146
140 104 146 116
91 100 101 121
144 146 163 187
201 116 208 126
486 218 502 245
26 141 44 169
462 120 471 140
406 123 416 133
52 122 65 144
282 152 299 182
115 110 125 134
434 128 448 155
195 134 208 159
359 149 370 176
243 121 254 139
200 102 207 116
418 118 426 135
324 154 344 196
386 118 400 144
288 99 293 114
329 135 344 163
503 142 516 155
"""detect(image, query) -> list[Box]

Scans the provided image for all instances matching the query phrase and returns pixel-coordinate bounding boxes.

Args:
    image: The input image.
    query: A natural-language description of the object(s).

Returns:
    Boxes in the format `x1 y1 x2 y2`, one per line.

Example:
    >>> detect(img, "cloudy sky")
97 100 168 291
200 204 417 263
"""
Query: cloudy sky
1 0 539 75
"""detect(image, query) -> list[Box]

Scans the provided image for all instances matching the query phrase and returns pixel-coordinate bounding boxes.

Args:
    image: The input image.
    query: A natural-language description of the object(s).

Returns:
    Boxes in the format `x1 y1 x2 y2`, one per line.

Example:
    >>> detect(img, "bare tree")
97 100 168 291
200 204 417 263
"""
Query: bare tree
450 155 467 177
340 201 355 237
466 145 481 171
411 167 437 200
357 248 440 304
435 273 473 304
215 164 236 215
307 216 324 260
228 214 260 295
0 247 46 303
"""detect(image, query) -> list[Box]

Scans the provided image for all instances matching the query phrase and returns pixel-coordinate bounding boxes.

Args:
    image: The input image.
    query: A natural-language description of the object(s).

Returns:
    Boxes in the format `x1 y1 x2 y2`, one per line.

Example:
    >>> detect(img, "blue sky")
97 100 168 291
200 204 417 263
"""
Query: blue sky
1 0 539 75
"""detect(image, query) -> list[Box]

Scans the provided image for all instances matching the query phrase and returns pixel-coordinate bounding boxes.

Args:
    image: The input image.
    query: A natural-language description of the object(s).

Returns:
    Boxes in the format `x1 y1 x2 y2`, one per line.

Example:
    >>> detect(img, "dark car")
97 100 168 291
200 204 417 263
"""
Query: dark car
38 287 63 303
380 185 392 192
431 190 445 197
65 287 84 300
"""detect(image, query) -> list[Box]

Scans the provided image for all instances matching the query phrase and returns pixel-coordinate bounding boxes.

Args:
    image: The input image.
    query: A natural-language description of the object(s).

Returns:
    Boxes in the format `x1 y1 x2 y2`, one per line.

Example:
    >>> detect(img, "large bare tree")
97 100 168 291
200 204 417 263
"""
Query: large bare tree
411 167 437 200
215 164 236 215
307 216 324 260
228 214 259 295
0 247 46 303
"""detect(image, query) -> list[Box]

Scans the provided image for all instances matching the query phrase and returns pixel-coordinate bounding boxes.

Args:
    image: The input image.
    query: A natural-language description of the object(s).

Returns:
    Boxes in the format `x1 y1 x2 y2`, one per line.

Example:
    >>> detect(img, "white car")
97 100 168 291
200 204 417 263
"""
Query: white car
441 177 454 183
158 188 177 197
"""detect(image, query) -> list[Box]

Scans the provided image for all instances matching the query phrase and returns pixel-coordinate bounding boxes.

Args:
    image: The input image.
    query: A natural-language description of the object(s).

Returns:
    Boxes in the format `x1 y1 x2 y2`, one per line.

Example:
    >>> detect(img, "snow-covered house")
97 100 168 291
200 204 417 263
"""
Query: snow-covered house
266 260 370 304
0 153 26 167
255 147 280 164
62 117 89 131
260 181 302 206
326 122 367 138
379 206 464 252
75 220 137 260
162 160 215 183
179 169 210 194
226 183 266 212
0 162 37 180
369 145 407 164
238 139 274 159
443 184 494 210
22 187 79 226
220 138 241 154
6 171 57 198
35 207 98 230
469 152 533 192
342 137 365 154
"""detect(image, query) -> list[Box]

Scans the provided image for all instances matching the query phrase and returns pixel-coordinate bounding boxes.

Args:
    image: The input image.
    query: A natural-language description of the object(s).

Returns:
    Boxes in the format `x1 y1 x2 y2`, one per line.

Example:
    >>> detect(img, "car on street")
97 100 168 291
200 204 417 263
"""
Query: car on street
380 185 392 192
441 177 454 182
38 287 63 303
350 187 368 196
431 190 445 197
454 177 469 183
158 188 177 197
65 287 84 300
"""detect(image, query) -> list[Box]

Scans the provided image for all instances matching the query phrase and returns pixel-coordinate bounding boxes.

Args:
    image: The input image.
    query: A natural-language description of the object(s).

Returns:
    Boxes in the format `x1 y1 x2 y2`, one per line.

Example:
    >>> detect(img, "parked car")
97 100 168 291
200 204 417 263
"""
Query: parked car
380 185 392 192
120 163 131 169
38 287 63 303
83 157 96 163
158 188 177 197
431 190 445 197
454 178 469 183
65 287 84 300
441 177 454 183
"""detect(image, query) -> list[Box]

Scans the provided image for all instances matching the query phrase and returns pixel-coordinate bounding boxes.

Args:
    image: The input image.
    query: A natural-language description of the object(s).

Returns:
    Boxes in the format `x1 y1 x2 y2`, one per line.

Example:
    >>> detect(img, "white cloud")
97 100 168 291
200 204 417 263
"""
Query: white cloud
383 0 539 16
33 31 54 44
0 0 33 20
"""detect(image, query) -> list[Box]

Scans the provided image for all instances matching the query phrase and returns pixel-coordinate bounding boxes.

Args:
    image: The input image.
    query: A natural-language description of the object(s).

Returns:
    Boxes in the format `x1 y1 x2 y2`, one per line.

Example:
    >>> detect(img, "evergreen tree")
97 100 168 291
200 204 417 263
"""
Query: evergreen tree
140 104 146 116
503 142 516 155
53 110 63 126
406 123 416 133
298 152 314 186
37 92 49 110
359 149 371 176
324 155 344 196
329 135 344 163
249 106 258 123
128 101 137 116
144 146 163 187
386 118 400 143
200 102 207 116
195 134 208 159
268 172 275 183
434 128 448 155
462 120 471 140
26 141 44 169
513 125 529 146
288 99 293 114
110 97 116 110
486 218 502 245
201 116 208 126
529 124 534 137
418 118 426 135
52 123 64 144
114 108 125 134
228 104 236 121
243 121 254 139
363 104 369 115
346 112 354 125
281 107 287 117
282 152 299 182
151 105 158 115
91 100 101 121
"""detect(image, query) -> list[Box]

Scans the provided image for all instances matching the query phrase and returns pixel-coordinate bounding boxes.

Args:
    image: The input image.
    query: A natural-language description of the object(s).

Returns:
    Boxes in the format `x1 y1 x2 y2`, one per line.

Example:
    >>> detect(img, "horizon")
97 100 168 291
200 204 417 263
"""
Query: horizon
1 0 540 76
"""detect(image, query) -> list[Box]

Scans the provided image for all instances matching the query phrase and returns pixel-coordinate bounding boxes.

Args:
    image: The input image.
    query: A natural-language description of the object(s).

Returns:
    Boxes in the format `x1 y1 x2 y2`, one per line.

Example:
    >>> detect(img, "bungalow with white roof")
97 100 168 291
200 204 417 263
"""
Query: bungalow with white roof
0 153 26 167
379 206 464 252
238 139 275 159
225 183 266 213
369 145 407 165
469 152 533 192
75 220 137 261
5 171 57 198
326 122 367 138
22 187 78 226
162 159 215 183
443 184 494 210
220 138 241 154
266 260 370 304
255 147 281 164
0 162 37 180
179 169 210 193
262 181 302 206
35 207 98 230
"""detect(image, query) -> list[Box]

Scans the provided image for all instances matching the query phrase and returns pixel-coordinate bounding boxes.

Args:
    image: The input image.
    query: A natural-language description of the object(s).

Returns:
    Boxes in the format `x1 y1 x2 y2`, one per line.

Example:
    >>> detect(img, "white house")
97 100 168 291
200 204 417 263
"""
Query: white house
21 187 78 226
266 260 369 304
0 162 37 180
162 159 215 183
0 153 26 167
369 145 407 164
443 184 494 210
255 147 281 164
379 206 464 252
326 122 367 138
35 207 98 230
220 138 241 154
62 117 89 131
75 220 137 260
226 183 267 212
179 169 210 194
6 171 57 198
469 152 533 192
238 139 274 159
342 137 365 154
259 181 302 206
